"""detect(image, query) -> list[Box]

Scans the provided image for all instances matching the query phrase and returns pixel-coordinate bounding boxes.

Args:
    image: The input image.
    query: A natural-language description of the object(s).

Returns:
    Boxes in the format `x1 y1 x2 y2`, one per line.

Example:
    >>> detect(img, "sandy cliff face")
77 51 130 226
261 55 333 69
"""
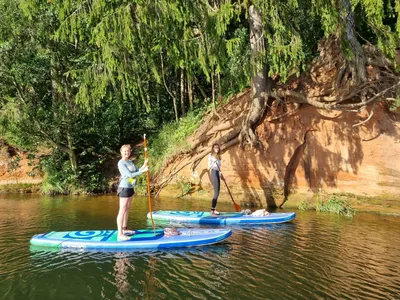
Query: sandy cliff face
173 96 400 206
0 143 43 185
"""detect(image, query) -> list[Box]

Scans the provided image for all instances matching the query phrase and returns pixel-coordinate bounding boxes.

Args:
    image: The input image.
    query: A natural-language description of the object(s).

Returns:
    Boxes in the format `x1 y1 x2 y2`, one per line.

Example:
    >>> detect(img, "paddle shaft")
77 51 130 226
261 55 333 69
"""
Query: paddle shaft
213 160 241 212
144 134 156 235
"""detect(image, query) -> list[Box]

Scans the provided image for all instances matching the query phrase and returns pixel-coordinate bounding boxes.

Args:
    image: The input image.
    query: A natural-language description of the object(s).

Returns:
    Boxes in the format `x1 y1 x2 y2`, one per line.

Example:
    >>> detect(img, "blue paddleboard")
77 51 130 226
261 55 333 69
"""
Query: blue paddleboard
30 228 232 251
148 211 296 225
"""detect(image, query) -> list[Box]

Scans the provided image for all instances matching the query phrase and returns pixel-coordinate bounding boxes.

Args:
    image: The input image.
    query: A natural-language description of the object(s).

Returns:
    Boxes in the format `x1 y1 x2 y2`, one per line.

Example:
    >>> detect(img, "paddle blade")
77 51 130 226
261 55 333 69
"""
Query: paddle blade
233 201 241 212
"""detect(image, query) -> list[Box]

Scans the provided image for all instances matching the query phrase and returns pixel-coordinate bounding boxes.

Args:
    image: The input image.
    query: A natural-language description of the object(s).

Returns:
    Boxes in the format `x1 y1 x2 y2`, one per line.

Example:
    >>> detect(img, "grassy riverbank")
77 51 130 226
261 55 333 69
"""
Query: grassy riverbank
159 184 400 216
2 180 399 216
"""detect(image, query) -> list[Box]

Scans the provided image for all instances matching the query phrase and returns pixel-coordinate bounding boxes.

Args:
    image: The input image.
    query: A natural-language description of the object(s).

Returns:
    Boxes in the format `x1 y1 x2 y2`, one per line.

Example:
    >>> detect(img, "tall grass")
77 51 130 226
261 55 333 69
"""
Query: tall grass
298 199 313 211
316 195 355 217
148 109 205 174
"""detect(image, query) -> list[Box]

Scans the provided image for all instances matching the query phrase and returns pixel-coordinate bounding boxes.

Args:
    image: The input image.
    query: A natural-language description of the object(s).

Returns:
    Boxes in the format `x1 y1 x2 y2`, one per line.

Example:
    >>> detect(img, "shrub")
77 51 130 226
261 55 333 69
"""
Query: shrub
316 195 355 217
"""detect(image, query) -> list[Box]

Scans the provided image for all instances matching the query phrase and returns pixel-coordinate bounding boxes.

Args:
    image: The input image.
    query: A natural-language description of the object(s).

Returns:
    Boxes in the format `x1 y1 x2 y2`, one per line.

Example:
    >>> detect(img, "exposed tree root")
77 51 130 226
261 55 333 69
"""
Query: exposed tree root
353 102 376 127
277 79 400 111
267 103 300 121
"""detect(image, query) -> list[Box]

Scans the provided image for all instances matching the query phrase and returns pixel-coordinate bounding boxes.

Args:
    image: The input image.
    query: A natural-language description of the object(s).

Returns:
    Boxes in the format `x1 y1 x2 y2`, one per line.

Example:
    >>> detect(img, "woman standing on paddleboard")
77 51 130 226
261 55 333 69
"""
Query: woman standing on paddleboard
208 143 223 215
117 144 148 241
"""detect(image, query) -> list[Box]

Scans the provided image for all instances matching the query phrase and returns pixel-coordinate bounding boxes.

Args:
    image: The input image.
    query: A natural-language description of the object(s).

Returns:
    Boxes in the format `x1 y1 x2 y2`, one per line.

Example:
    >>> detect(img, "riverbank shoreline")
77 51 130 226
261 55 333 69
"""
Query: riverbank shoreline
2 182 399 216
158 184 400 216
0 183 41 194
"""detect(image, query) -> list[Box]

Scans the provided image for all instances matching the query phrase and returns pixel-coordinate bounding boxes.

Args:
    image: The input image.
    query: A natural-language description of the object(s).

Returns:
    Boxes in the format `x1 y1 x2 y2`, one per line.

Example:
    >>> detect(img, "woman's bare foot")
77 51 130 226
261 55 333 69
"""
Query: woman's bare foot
117 234 131 241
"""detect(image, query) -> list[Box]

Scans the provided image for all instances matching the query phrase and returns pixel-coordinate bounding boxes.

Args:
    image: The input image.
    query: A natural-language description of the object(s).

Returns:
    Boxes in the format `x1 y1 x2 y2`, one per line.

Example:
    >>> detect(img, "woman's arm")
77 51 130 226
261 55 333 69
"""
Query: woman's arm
118 160 143 179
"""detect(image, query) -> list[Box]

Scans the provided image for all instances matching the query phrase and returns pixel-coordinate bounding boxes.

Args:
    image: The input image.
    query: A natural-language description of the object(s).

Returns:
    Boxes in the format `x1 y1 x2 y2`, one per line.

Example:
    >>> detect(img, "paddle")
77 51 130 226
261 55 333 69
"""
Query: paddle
213 161 241 212
143 134 156 235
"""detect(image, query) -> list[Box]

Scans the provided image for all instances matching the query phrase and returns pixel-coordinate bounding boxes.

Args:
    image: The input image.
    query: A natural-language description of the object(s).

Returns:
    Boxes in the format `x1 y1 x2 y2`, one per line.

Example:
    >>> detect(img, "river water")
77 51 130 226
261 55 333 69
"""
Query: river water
0 193 399 300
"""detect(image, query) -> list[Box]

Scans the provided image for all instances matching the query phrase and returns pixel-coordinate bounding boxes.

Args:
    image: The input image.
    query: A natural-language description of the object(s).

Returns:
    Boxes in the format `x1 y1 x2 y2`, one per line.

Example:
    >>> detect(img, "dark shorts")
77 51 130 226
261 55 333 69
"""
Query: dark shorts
117 187 135 198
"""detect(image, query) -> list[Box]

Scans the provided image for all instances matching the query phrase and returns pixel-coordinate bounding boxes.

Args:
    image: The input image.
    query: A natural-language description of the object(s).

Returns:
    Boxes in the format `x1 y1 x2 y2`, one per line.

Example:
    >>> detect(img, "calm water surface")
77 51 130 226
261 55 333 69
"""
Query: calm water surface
0 194 399 300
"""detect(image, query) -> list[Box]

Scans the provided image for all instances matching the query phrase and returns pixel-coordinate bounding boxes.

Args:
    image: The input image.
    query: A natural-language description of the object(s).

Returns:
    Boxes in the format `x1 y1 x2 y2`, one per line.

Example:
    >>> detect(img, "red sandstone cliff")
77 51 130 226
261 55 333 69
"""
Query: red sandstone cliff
0 142 43 186
165 92 399 207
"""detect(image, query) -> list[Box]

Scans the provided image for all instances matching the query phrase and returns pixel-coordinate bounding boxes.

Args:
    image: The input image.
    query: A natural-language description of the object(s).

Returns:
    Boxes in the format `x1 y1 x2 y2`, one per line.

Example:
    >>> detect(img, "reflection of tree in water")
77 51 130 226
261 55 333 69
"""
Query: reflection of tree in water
113 253 134 296
141 256 160 300
112 253 161 300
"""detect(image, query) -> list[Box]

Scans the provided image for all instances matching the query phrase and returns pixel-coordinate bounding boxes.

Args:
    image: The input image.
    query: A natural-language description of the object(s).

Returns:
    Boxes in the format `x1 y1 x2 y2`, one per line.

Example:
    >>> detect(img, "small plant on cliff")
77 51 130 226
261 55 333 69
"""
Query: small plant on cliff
176 176 193 198
388 94 400 112
8 155 21 174
316 195 355 217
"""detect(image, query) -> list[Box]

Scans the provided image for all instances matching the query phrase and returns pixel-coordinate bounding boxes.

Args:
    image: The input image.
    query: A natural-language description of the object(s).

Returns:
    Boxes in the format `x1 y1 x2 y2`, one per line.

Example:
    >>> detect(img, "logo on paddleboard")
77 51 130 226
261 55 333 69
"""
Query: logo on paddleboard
63 230 114 241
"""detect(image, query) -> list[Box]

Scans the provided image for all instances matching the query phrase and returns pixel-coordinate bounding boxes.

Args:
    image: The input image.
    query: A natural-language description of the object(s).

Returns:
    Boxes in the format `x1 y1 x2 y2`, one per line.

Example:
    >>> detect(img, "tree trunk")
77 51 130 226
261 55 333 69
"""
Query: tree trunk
157 91 163 124
217 71 222 102
239 5 270 147
180 66 186 116
340 0 367 84
160 50 178 121
193 76 208 102
211 72 216 111
66 132 77 173
187 75 193 111
172 89 178 122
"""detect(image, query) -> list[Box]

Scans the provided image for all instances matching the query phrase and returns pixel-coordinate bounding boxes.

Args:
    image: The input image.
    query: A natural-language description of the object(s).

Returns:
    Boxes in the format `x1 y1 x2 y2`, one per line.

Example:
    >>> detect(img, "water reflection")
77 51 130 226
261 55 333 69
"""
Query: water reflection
113 253 134 296
1 195 400 299
141 256 159 300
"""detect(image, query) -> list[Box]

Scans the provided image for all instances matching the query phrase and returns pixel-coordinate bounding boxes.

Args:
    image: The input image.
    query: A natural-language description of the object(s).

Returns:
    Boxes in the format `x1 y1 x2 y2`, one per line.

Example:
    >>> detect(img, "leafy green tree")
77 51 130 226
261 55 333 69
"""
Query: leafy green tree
0 0 83 172
0 0 138 192
1 0 398 195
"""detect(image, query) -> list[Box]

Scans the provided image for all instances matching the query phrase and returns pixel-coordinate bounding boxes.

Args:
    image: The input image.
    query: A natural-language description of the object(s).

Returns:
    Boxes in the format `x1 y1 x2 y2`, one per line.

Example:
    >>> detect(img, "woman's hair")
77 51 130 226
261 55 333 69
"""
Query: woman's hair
120 144 131 155
210 143 221 160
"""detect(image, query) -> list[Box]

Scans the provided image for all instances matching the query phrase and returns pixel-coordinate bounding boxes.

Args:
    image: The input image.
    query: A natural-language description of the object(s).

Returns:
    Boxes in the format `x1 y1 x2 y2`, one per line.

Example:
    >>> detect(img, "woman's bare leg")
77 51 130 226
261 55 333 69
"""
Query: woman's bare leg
117 197 130 240
122 197 133 233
